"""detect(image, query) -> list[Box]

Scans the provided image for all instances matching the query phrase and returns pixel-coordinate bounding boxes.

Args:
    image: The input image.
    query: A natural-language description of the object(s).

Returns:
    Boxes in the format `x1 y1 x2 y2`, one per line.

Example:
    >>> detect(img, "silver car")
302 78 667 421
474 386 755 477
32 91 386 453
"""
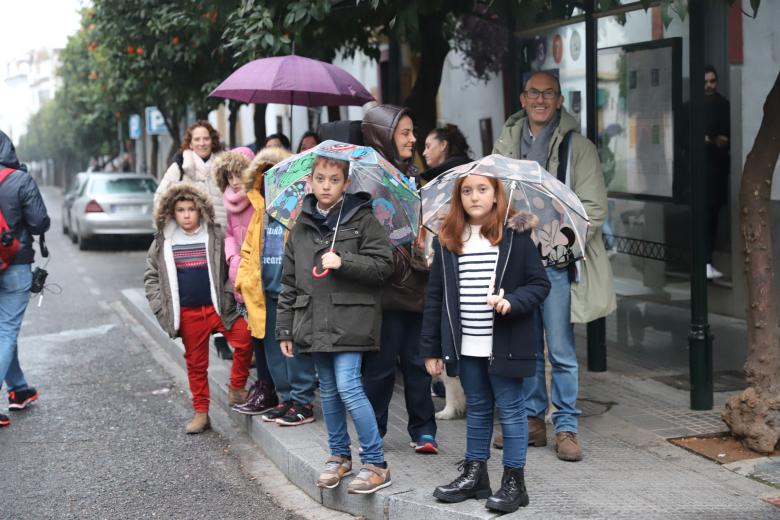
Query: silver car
61 172 88 236
69 172 158 250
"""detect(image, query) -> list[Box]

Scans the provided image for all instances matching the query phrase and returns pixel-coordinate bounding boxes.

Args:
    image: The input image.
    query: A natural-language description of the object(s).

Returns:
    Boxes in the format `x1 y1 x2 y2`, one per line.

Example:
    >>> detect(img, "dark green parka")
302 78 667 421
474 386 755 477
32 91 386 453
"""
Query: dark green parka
275 192 393 353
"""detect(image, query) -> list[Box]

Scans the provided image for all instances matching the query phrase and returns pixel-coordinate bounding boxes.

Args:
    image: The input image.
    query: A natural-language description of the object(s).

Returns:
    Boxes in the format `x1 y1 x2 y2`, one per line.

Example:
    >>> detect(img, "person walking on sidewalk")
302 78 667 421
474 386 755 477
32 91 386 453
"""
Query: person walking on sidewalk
214 148 275 411
361 104 439 454
421 173 549 514
493 71 615 461
276 156 394 494
0 130 50 429
144 184 253 434
235 147 318 420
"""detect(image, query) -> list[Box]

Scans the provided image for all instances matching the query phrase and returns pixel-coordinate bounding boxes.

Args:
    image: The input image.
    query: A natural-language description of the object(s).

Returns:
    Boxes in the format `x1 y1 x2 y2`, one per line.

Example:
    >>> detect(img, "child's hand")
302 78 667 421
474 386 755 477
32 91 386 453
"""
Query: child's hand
487 288 512 316
280 340 294 358
321 251 342 270
425 358 444 376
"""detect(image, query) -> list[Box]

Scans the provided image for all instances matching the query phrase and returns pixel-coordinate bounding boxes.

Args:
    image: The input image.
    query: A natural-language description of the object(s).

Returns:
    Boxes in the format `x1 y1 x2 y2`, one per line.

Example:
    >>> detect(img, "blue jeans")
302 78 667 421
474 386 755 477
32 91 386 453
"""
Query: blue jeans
460 356 528 468
0 264 33 394
523 266 581 433
264 297 316 404
313 352 384 465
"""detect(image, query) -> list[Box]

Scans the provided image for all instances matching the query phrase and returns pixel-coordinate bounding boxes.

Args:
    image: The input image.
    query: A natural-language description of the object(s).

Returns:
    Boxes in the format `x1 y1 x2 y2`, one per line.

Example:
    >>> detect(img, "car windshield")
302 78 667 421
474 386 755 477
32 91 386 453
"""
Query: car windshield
90 177 157 194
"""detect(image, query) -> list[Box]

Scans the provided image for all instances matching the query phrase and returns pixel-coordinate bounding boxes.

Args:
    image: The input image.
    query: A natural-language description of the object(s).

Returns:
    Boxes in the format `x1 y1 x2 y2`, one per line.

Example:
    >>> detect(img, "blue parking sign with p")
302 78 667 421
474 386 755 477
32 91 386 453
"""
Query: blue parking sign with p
129 114 142 139
145 106 168 135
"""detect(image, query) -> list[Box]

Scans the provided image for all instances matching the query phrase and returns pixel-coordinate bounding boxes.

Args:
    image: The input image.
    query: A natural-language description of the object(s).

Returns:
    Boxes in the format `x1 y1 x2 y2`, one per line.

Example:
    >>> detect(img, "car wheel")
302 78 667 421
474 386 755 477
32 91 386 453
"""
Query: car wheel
76 225 91 251
69 220 78 243
62 216 68 235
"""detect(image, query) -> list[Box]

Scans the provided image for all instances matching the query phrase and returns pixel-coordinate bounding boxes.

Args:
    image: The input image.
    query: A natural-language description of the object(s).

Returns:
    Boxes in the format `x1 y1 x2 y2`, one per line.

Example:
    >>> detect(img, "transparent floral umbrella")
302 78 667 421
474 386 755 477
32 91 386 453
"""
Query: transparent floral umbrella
420 154 590 267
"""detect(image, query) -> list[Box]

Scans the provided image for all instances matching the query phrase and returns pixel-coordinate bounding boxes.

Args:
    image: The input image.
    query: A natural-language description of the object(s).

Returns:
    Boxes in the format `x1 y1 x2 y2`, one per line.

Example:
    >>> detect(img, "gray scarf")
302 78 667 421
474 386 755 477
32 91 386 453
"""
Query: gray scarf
520 110 561 168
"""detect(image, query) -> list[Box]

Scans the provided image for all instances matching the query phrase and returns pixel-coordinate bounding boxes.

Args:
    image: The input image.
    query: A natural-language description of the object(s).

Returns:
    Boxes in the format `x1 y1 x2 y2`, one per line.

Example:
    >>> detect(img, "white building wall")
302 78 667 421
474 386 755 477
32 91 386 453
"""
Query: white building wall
740 0 780 200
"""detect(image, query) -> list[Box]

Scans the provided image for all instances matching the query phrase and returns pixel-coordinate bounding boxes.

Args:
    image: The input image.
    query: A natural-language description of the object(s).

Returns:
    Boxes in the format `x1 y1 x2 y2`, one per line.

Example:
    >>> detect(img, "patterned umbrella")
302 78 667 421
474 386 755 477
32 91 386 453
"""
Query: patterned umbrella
264 140 420 246
420 154 590 267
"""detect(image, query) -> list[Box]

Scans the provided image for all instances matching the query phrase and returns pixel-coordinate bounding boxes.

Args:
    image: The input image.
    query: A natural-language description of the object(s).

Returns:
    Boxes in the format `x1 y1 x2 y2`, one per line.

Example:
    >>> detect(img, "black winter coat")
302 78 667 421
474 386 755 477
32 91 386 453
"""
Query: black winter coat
0 131 50 264
419 213 550 379
276 192 394 353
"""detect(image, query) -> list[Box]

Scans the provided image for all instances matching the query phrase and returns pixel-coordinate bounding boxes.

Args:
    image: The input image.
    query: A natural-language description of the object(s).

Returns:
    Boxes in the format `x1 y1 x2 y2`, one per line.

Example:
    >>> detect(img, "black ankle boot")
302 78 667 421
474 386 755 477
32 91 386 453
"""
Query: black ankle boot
485 466 529 513
433 460 492 503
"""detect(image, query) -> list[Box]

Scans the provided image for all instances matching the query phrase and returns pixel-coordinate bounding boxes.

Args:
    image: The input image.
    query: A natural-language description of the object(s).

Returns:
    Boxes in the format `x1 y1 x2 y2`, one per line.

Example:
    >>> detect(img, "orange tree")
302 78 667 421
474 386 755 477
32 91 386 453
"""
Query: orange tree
90 0 239 155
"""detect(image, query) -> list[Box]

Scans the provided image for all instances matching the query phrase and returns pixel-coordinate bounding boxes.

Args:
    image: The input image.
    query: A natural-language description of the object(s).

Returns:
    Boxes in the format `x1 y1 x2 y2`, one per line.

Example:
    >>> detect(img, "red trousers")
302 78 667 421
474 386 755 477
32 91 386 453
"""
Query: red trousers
179 305 252 413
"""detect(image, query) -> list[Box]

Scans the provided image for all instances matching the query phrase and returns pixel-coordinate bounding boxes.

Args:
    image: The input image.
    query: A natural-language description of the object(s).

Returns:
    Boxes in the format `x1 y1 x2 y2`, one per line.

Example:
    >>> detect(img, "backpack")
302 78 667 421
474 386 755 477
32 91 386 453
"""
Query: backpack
0 167 21 270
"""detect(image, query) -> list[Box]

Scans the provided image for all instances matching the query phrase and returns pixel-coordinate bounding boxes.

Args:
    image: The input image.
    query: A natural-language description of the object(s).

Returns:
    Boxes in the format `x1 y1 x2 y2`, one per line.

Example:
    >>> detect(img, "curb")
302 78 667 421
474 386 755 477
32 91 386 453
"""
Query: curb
121 288 496 520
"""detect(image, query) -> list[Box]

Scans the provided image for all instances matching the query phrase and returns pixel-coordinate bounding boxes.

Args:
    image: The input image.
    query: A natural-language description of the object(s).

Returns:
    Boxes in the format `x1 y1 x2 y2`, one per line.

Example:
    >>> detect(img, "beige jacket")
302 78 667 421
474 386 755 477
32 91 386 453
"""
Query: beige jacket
493 108 616 322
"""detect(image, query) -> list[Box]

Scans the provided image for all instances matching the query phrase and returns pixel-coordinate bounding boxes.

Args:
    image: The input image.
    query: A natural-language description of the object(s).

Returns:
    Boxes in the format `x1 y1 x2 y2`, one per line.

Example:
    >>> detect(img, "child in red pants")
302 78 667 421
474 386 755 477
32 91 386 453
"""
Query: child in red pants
144 183 252 434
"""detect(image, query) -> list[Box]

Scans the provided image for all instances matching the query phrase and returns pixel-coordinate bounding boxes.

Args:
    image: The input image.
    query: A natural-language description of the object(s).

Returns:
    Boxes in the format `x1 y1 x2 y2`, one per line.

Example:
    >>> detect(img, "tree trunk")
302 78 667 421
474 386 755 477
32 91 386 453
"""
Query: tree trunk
253 103 267 148
403 13 450 156
722 71 780 454
150 135 159 179
228 101 239 147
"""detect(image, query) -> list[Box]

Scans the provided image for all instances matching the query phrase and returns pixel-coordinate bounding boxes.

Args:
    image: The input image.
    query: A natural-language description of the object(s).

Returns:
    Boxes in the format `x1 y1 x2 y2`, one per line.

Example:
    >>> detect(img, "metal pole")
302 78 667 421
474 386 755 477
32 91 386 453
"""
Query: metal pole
141 114 148 174
584 0 607 372
688 0 713 410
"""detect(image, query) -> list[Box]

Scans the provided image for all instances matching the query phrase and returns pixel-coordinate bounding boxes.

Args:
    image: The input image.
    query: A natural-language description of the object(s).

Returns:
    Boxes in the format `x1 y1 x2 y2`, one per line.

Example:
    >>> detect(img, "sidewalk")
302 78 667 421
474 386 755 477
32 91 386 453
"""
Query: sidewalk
122 288 780 519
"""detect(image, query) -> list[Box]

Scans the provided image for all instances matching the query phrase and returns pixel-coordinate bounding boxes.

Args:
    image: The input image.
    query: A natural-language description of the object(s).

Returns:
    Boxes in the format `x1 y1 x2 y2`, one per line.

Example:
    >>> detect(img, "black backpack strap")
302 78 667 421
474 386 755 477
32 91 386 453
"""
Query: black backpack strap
557 130 575 184
174 152 185 181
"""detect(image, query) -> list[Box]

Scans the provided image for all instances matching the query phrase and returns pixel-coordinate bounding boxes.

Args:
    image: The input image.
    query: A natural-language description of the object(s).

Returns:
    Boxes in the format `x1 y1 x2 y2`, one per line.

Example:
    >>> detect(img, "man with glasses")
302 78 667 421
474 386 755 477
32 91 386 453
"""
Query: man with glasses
493 71 615 462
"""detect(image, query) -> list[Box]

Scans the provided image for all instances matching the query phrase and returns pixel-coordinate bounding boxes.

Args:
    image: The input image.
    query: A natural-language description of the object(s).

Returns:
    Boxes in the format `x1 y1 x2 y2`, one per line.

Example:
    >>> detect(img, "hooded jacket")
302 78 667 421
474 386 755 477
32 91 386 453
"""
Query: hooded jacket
362 104 427 312
419 212 550 379
493 108 616 323
143 184 240 339
0 131 50 264
275 192 394 353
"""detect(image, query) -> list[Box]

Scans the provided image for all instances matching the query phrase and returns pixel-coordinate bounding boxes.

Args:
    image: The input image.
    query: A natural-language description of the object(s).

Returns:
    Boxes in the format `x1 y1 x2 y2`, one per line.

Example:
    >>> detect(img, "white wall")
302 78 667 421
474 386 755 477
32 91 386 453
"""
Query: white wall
437 51 505 158
740 0 780 200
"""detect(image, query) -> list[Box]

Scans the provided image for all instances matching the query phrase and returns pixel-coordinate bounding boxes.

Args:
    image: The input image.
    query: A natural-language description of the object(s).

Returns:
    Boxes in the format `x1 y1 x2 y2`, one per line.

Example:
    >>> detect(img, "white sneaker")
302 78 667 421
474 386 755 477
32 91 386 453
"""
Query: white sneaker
706 264 723 279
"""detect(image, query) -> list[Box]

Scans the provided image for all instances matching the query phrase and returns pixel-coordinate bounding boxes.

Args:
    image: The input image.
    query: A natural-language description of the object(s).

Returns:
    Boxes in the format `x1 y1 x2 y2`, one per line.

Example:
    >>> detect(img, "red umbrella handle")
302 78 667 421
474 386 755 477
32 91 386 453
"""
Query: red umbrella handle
312 248 333 278
312 265 331 278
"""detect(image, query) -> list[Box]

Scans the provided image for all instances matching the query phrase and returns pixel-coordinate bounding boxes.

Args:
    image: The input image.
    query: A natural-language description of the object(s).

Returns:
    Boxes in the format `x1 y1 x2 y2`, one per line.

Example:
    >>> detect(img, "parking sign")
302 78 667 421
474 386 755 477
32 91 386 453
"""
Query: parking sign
145 106 168 135
129 114 142 139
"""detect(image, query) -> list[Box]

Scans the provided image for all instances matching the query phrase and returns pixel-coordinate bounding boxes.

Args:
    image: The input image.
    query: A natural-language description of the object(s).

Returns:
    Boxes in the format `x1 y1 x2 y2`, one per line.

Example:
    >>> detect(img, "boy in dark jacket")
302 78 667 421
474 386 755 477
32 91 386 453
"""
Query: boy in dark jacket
276 155 394 494
144 184 253 434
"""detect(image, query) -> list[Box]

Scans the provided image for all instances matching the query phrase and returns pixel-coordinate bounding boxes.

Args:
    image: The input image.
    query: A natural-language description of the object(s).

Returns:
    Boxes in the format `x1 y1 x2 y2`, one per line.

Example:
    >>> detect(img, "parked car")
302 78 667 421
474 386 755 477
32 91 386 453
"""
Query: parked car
69 172 158 250
61 172 88 235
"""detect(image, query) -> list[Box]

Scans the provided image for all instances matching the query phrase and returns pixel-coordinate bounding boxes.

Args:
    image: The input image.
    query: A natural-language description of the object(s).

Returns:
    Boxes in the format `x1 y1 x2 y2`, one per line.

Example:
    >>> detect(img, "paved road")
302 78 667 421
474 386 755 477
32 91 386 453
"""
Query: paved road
1 187 302 520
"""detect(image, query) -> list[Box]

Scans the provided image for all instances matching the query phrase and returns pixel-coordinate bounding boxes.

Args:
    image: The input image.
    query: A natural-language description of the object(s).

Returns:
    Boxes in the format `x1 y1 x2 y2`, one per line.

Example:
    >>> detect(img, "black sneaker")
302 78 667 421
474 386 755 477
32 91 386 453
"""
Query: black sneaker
9 387 38 411
262 400 293 423
276 402 315 426
0 413 9 428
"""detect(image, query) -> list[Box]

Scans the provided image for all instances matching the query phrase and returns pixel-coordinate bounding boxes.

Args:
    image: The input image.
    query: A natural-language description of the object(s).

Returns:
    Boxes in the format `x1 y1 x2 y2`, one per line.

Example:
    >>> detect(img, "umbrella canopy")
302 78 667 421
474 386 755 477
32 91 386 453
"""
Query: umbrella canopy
420 154 590 267
209 55 374 107
264 140 420 246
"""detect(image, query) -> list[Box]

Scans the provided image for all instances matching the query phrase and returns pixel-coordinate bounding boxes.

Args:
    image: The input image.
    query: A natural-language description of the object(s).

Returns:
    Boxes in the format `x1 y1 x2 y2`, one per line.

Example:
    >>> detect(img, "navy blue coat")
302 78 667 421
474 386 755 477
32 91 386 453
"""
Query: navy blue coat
419 213 550 379
0 131 50 264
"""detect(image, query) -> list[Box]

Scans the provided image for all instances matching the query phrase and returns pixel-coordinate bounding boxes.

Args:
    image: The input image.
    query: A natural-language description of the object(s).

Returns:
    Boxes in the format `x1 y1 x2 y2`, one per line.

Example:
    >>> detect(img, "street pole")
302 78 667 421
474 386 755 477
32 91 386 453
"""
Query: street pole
585 0 607 372
688 0 713 410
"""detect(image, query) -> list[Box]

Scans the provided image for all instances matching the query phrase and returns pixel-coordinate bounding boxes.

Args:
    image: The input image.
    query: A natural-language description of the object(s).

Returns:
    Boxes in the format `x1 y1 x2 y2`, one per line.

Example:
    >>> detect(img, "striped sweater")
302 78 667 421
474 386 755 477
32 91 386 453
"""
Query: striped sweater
458 225 498 357
172 225 212 307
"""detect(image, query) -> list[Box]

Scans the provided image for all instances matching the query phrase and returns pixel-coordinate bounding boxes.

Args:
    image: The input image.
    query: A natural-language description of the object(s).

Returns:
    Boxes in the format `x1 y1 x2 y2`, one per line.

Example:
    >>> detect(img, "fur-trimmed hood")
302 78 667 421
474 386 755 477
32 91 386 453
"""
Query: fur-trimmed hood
243 146 293 193
154 183 215 232
213 151 251 192
507 211 539 233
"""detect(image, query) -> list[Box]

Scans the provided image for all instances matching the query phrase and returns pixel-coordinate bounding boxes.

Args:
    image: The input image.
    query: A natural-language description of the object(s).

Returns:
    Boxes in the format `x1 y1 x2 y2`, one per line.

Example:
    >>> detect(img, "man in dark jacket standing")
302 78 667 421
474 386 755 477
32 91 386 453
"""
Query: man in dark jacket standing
0 130 50 428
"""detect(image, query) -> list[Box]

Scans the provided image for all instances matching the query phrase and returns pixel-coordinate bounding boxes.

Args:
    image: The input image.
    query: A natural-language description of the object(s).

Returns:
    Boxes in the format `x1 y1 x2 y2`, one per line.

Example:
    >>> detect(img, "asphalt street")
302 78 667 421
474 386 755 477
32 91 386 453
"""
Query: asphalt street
0 187 303 520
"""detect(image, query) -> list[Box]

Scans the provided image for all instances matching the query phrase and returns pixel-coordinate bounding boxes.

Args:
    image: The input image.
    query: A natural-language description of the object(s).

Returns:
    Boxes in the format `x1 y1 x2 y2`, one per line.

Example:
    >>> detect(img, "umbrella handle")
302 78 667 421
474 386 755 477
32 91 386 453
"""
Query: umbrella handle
312 265 331 278
312 248 334 279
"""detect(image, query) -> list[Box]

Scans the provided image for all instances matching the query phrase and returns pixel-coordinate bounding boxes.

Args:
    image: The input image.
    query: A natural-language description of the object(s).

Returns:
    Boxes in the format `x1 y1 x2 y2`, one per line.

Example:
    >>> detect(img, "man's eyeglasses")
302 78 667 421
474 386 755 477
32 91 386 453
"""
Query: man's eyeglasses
523 88 559 99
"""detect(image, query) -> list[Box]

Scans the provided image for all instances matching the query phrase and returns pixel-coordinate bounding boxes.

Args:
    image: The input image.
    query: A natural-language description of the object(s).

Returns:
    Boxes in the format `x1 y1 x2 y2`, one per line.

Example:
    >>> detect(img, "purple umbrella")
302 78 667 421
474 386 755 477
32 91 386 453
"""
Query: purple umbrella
209 55 374 107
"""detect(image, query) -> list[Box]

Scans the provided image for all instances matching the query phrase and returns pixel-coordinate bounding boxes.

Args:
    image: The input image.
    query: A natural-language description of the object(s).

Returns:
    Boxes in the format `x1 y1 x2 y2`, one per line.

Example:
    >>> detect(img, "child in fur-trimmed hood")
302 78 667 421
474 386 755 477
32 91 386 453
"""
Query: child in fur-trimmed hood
144 183 253 434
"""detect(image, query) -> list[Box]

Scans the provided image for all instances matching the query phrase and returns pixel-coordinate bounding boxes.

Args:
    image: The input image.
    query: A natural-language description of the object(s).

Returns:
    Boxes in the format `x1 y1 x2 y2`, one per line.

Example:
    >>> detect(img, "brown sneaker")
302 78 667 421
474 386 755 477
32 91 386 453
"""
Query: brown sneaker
317 455 353 489
346 464 392 494
185 412 210 434
228 386 249 407
555 431 583 461
528 416 548 447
